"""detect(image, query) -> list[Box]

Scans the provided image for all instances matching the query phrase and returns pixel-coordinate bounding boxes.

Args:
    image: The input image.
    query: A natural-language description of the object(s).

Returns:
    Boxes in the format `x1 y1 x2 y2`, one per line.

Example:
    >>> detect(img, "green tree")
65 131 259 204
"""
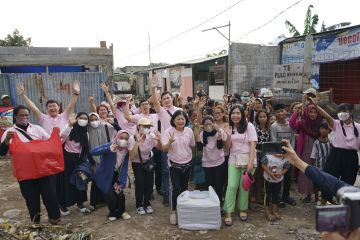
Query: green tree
206 49 227 57
0 29 31 47
285 4 319 37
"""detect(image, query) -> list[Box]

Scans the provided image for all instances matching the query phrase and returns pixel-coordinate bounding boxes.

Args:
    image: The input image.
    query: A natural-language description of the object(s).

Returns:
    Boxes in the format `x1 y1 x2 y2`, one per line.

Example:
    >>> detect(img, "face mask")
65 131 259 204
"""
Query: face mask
338 112 350 121
16 118 29 126
78 119 88 127
90 120 100 128
141 127 151 135
117 139 128 147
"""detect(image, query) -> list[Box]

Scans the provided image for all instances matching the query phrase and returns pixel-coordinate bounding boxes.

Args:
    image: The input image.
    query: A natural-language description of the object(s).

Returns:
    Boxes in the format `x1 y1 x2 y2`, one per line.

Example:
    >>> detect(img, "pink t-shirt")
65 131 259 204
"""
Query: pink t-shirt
60 126 86 154
114 109 137 136
228 123 258 165
158 106 182 134
39 112 69 134
133 113 159 132
332 120 360 150
1 124 50 143
161 127 195 164
200 129 226 167
128 135 157 163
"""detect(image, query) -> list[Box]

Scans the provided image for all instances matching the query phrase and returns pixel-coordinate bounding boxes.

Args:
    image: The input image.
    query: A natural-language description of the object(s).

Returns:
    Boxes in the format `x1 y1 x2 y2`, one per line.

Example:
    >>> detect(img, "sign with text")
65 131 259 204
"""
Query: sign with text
273 64 303 89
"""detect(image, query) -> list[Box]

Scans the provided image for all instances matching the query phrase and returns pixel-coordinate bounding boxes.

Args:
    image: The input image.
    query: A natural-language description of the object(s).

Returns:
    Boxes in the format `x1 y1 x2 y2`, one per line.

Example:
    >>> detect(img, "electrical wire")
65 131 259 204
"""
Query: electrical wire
117 0 246 63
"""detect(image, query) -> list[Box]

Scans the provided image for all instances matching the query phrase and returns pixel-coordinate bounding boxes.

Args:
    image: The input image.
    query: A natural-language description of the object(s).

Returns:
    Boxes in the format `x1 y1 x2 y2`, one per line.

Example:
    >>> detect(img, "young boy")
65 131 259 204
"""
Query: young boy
310 122 331 205
270 103 296 207
261 153 290 221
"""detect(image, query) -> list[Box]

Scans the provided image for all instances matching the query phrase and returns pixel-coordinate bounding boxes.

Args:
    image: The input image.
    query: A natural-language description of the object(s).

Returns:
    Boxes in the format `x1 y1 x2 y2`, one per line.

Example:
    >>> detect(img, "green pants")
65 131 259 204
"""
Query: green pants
223 165 256 213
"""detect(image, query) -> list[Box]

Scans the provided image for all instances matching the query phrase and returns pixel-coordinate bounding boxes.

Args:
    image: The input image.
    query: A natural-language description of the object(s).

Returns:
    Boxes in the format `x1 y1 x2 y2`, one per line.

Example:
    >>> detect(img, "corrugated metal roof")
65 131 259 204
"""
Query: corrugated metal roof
0 72 107 123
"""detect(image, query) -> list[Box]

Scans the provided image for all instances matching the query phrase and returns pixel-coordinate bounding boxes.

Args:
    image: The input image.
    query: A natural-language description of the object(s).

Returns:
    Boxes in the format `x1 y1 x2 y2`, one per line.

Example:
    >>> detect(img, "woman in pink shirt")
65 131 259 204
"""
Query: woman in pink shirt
197 116 230 203
128 118 162 215
314 102 360 202
161 110 195 225
58 112 91 215
223 105 257 226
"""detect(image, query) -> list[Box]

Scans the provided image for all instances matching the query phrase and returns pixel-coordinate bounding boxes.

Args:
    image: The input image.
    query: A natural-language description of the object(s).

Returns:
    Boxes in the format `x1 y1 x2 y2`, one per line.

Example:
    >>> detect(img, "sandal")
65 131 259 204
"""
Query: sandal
239 212 248 221
224 216 233 226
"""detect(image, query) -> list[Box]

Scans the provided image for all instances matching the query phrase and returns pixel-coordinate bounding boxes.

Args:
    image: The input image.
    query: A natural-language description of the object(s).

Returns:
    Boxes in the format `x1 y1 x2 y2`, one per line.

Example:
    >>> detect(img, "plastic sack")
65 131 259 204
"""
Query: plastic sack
177 186 221 230
9 128 64 181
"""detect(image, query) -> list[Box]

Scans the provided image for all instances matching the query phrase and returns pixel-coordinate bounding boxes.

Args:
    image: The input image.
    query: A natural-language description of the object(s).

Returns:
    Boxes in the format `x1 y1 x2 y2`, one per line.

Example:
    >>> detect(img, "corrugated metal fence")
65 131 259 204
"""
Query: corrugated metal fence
0 72 107 123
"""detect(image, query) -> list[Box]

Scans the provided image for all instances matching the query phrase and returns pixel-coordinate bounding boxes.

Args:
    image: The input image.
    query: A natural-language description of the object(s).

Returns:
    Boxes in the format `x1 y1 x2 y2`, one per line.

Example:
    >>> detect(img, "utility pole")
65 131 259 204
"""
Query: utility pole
148 31 152 66
202 21 231 94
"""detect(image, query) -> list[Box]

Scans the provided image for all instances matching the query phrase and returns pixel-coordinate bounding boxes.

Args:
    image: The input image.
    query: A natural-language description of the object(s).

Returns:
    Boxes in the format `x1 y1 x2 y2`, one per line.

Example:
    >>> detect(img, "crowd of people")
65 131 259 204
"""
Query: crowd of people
0 74 359 232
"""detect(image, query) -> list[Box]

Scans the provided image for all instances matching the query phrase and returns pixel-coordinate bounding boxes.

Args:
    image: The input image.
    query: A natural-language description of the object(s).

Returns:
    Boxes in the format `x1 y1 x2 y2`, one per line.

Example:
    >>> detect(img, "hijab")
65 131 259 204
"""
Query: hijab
301 104 322 139
69 112 89 161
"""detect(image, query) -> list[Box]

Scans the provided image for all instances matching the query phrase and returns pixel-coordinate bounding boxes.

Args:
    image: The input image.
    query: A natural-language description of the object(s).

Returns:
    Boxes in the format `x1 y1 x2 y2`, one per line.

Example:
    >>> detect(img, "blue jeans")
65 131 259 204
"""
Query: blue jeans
161 152 170 204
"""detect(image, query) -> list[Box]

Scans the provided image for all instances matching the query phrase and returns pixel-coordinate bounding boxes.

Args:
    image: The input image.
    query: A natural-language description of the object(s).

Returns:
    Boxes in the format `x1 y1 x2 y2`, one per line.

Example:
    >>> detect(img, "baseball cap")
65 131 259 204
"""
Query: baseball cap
303 88 317 96
138 117 153 126
1 95 9 100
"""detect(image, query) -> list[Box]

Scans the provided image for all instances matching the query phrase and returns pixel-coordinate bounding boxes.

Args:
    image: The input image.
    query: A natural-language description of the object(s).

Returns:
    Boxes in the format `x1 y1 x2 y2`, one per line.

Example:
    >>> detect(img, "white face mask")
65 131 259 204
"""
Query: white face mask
117 139 128 147
338 112 350 121
78 119 88 127
141 127 151 135
90 120 100 128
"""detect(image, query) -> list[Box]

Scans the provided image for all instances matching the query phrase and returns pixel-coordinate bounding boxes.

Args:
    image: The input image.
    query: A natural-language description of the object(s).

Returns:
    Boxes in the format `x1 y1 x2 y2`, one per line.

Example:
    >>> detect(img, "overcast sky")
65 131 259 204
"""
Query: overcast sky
1 0 359 68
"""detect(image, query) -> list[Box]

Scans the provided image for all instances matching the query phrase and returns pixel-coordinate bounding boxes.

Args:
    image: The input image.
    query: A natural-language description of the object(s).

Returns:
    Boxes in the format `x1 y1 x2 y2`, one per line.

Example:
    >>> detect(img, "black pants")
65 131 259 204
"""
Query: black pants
132 162 154 208
170 165 191 210
265 180 282 206
153 148 162 192
57 150 87 207
90 180 106 207
19 175 60 222
106 172 126 218
204 161 226 202
322 147 359 201
282 165 293 200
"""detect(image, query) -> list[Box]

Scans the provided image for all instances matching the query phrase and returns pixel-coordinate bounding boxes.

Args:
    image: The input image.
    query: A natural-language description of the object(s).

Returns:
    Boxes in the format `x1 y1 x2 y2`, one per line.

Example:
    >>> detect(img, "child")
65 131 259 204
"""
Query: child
310 122 331 205
261 153 290 221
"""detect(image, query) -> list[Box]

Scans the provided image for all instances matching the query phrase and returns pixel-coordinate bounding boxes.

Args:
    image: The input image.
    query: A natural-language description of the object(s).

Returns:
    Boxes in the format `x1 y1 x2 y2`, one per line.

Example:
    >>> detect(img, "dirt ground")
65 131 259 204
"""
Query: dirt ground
0 159 321 240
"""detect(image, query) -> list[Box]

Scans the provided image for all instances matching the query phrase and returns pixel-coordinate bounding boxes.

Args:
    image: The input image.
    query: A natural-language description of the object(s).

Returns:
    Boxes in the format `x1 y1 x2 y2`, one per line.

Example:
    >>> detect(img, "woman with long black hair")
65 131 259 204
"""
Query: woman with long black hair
314 101 360 202
57 112 91 215
223 105 257 226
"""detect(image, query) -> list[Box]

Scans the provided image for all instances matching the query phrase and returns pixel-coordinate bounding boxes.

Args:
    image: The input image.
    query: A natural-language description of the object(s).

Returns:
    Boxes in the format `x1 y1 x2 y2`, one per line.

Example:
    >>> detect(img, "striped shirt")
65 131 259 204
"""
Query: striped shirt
310 139 331 170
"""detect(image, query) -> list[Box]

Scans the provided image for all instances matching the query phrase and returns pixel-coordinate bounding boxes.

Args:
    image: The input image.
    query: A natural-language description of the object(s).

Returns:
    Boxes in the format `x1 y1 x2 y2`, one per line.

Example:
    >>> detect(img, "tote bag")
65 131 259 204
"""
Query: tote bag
9 127 64 181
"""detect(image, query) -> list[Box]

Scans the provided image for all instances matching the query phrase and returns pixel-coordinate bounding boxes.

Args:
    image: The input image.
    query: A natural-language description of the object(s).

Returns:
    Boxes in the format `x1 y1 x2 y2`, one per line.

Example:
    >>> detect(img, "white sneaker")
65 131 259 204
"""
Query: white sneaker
78 206 91 213
145 206 154 214
59 206 70 216
170 213 177 225
136 207 146 215
108 216 116 221
121 212 131 220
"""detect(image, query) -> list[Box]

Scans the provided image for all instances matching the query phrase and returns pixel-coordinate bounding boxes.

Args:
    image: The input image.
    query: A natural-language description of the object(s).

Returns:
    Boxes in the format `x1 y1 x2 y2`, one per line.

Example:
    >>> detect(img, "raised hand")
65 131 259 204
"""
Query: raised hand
4 131 14 145
136 133 145 143
125 94 132 103
153 131 161 141
169 132 175 144
223 95 228 103
73 80 80 94
16 83 25 96
89 96 94 102
100 82 109 93
68 113 77 127
151 73 158 88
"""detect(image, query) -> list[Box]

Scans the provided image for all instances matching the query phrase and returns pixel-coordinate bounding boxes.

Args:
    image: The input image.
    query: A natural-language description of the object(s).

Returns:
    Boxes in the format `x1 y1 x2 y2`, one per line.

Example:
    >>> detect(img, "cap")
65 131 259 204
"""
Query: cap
138 117 153 126
303 88 317 96
242 91 250 97
263 90 273 98
1 95 9 100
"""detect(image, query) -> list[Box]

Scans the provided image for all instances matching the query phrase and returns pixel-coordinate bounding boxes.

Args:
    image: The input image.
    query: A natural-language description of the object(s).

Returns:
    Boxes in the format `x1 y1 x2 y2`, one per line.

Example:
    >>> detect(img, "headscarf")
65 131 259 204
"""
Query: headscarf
202 116 217 147
300 104 322 139
89 112 100 120
112 130 130 151
69 112 89 161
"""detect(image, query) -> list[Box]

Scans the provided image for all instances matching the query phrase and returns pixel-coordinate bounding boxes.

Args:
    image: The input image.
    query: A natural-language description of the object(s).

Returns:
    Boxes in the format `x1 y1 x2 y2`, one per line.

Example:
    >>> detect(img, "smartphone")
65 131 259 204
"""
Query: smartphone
316 205 350 232
262 142 285 154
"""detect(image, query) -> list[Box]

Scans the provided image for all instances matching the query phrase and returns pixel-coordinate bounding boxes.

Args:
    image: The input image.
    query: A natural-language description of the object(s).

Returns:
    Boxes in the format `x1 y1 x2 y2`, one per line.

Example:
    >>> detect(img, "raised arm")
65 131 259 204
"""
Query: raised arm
100 82 117 115
162 132 175 152
150 73 161 113
89 96 97 113
124 95 135 123
289 111 301 130
64 80 80 117
311 97 334 129
16 83 42 121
